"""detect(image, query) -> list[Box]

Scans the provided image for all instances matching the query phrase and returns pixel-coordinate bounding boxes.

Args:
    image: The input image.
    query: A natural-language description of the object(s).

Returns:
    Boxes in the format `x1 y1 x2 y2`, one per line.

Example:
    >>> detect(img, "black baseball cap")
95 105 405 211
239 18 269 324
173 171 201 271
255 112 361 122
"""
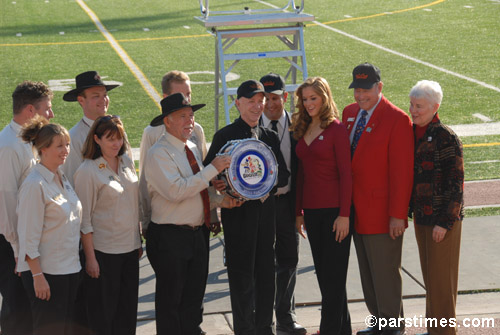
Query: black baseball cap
348 63 381 89
236 80 265 99
259 73 286 95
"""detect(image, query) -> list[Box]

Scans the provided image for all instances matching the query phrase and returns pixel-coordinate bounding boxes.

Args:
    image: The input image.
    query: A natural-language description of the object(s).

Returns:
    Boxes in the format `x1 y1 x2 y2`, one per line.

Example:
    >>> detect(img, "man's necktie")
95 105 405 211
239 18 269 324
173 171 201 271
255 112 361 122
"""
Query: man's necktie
185 145 210 229
351 109 368 156
270 120 279 133
251 127 259 139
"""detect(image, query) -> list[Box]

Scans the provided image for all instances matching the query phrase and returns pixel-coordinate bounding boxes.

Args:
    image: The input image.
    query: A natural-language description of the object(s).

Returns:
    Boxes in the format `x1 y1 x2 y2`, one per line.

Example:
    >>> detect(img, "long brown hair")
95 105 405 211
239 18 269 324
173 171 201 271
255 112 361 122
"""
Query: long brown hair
21 114 69 157
82 115 128 160
290 77 339 140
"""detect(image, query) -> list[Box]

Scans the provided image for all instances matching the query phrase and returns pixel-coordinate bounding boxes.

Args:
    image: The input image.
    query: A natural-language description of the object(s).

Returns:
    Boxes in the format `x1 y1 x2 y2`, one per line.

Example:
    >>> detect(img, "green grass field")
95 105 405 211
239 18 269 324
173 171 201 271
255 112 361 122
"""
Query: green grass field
1 0 499 181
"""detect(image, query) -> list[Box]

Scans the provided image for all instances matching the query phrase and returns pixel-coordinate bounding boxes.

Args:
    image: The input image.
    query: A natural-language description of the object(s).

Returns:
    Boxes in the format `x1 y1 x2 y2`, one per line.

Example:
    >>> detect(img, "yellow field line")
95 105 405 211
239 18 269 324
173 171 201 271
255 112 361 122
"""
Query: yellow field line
76 0 161 109
463 142 500 148
1 1 445 47
319 0 446 25
0 33 211 47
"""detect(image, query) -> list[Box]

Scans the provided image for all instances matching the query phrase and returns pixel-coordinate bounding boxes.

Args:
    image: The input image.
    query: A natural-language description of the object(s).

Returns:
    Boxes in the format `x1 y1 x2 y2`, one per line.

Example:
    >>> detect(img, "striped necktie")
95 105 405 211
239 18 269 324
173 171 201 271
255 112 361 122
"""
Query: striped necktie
351 109 368 156
185 145 211 229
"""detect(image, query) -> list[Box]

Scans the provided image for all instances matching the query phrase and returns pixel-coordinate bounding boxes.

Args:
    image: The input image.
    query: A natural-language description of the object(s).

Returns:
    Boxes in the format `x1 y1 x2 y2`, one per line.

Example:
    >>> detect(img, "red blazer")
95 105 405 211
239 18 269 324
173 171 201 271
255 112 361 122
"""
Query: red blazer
342 95 414 234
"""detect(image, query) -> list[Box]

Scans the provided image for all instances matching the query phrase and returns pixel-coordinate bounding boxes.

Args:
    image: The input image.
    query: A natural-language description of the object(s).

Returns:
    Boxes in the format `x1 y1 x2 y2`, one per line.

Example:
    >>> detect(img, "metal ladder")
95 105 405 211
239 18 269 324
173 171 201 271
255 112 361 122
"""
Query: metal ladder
194 0 315 129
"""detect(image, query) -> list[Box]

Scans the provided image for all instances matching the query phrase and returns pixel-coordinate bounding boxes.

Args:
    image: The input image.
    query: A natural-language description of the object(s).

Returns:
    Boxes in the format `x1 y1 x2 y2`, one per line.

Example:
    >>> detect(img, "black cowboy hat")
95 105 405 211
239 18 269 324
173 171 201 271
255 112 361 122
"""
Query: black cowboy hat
150 93 205 127
63 71 120 102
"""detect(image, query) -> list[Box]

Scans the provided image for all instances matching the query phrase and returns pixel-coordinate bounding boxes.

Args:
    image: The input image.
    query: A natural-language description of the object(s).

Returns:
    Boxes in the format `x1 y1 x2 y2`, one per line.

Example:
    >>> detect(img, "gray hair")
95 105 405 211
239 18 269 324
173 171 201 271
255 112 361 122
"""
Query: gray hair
409 80 443 106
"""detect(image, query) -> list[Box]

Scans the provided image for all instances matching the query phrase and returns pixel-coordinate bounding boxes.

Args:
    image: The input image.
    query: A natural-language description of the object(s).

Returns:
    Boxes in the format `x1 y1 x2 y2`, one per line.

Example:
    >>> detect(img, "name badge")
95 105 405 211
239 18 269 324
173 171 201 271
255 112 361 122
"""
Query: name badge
347 117 355 122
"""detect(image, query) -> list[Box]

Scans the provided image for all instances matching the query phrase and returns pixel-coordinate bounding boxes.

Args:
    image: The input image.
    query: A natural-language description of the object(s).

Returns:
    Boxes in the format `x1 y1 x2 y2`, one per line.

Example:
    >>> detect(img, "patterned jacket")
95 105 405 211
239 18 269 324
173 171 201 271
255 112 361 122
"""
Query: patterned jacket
409 115 464 230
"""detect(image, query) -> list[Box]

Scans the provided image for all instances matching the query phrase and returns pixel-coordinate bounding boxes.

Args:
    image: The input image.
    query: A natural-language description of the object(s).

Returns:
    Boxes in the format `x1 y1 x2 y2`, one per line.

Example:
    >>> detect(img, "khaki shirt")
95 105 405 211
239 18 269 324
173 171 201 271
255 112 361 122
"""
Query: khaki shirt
139 122 207 225
17 164 82 274
0 120 36 256
62 116 93 187
74 154 141 254
145 132 221 227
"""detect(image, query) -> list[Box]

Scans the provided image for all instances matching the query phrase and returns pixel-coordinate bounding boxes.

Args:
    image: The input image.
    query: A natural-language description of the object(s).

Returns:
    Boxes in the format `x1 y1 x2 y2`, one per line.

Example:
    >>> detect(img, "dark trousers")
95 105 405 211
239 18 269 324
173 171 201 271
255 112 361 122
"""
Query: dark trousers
223 200 276 335
146 222 208 335
304 208 352 335
274 194 299 327
21 271 79 335
0 235 32 335
85 249 139 335
70 251 91 335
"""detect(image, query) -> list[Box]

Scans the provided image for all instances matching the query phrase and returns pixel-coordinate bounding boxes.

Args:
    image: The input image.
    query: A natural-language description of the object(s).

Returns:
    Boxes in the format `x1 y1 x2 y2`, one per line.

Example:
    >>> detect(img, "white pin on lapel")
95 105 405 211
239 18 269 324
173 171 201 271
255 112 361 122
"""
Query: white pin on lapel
319 135 324 140
427 136 432 142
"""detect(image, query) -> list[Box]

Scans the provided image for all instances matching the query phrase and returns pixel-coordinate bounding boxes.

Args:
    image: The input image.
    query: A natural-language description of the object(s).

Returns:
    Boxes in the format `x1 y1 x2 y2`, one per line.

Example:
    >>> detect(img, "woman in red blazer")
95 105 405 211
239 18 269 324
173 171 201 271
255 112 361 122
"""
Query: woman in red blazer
291 77 353 335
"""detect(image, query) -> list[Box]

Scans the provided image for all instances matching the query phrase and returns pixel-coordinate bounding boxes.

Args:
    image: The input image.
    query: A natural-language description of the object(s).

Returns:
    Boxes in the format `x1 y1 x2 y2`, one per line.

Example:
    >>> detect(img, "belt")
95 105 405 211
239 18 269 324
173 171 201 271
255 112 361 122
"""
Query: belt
151 222 201 231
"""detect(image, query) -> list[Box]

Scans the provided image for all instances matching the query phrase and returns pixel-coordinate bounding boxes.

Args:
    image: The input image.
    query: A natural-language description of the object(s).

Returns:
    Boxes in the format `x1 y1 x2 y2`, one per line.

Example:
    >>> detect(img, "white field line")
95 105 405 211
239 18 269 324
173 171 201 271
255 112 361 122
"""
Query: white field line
254 0 500 94
76 0 161 108
468 160 500 164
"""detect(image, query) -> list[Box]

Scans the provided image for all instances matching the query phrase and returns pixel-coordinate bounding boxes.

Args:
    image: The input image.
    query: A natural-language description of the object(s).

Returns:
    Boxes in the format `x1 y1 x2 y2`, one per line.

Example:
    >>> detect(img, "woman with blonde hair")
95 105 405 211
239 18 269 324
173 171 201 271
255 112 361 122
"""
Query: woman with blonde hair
17 115 81 335
291 77 353 334
74 115 141 335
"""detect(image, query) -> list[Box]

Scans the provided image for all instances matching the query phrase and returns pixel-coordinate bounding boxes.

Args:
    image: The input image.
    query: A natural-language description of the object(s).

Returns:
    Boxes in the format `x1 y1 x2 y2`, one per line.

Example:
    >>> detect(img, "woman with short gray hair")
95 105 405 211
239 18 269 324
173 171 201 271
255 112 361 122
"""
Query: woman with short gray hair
408 80 464 335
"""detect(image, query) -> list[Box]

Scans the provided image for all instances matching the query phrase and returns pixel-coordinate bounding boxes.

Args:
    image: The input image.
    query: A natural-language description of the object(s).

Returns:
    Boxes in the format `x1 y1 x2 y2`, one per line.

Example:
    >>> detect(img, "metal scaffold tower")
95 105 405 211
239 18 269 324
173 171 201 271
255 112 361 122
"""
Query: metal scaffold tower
194 0 315 129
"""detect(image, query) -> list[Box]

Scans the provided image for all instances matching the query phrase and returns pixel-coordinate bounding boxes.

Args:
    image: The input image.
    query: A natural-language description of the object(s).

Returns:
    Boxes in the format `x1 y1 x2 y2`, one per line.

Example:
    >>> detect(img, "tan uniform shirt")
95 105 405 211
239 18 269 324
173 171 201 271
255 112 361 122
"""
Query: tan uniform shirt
145 132 221 227
74 154 141 254
62 116 93 187
0 120 37 256
139 122 207 225
17 164 82 274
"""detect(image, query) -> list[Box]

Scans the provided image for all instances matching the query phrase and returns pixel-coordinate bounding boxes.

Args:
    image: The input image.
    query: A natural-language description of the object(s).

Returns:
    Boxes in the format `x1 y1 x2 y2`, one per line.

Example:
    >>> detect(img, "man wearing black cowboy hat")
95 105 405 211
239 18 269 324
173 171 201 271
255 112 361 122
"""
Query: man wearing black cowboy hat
62 70 120 187
61 71 120 335
204 80 290 335
144 92 241 335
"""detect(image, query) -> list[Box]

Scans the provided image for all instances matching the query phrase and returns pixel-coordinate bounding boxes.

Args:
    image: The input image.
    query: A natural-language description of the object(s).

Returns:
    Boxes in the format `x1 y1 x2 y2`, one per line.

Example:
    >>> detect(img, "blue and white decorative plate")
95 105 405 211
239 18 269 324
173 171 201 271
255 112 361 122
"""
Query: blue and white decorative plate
218 139 278 200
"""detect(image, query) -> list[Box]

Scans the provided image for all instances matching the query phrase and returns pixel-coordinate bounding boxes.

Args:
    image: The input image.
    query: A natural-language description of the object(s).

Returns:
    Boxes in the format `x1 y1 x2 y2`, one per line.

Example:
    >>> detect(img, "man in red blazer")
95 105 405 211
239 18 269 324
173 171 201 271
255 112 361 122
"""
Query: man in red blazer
342 63 414 335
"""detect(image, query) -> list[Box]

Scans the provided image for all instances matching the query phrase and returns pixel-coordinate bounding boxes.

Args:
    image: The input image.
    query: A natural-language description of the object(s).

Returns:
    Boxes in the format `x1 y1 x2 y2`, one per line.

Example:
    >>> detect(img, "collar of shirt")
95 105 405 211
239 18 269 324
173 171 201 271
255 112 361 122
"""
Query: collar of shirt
10 119 23 135
164 131 198 160
363 94 382 121
234 117 261 139
35 163 59 184
82 115 95 128
261 111 286 131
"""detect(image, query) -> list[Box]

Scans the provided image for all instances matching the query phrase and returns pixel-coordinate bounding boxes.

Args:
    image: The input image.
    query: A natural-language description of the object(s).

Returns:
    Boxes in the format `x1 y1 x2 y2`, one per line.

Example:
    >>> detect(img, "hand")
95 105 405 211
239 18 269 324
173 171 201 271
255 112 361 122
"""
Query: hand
85 257 100 279
220 195 244 209
296 216 306 239
209 222 222 236
33 274 50 301
333 216 349 243
138 247 144 259
389 217 406 240
212 178 227 192
432 225 447 243
211 155 232 173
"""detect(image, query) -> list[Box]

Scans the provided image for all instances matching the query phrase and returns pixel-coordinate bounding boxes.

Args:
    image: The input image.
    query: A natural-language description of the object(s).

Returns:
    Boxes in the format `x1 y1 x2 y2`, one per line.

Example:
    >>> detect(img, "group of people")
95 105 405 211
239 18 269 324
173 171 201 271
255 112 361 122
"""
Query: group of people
0 62 464 335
